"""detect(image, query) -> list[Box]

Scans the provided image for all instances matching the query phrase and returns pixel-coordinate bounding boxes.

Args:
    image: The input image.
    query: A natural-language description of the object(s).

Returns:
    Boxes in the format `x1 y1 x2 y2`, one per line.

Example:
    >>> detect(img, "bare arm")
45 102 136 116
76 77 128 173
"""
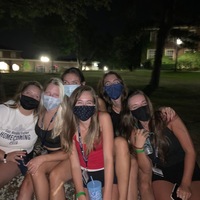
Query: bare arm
27 150 69 174
99 112 114 199
168 115 195 198
159 106 177 122
132 129 152 174
70 141 86 200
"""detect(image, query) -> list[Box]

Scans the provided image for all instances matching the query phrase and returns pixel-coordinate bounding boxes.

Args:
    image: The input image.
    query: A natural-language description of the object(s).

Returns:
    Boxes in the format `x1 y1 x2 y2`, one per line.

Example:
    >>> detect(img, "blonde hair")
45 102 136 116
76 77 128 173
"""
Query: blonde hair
61 85 100 153
39 77 66 138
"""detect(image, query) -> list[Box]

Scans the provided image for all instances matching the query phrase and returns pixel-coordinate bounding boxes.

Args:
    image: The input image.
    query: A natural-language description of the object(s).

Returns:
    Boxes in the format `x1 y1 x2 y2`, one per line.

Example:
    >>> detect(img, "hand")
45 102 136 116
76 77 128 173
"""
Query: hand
6 151 27 164
134 129 149 148
26 155 44 174
159 107 176 122
177 184 192 200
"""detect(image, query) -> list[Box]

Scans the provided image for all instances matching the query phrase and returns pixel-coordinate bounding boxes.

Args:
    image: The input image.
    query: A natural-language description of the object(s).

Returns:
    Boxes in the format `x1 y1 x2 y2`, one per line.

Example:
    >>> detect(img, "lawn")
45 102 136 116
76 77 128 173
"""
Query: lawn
1 70 200 120
1 69 200 163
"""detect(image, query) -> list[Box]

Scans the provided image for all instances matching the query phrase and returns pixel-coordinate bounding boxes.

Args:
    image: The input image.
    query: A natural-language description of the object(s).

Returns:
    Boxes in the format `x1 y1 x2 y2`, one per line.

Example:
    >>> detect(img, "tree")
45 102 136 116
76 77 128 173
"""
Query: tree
0 0 111 101
139 0 200 94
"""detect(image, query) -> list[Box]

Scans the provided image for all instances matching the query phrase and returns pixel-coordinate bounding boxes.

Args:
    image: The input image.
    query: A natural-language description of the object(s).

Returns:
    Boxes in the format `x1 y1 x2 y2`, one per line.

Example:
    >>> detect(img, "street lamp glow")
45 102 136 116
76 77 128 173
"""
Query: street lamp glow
12 64 20 71
176 38 183 45
174 38 183 72
40 56 50 62
0 62 9 71
103 66 108 71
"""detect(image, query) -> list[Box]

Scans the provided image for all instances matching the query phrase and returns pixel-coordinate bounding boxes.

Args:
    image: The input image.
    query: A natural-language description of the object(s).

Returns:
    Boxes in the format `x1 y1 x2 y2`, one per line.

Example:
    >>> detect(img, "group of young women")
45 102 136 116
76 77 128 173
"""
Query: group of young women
0 68 200 200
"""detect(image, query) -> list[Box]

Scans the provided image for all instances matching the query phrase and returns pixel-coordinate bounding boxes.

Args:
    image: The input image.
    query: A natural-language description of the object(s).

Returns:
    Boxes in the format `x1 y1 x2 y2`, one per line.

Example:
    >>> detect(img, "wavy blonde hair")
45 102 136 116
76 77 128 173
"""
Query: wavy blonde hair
39 77 67 138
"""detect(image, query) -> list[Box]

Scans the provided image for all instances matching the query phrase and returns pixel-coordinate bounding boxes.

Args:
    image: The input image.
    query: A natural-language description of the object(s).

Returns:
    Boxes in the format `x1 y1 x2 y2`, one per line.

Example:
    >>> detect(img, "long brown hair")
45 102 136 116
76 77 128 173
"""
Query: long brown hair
5 81 43 116
97 71 128 112
149 111 169 164
61 85 100 154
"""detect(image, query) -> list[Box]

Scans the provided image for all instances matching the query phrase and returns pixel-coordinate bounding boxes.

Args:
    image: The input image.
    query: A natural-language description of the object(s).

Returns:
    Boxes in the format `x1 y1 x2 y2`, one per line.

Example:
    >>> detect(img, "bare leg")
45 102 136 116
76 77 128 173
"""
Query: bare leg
0 162 20 188
49 159 72 200
31 161 60 200
152 180 173 200
190 181 200 200
114 137 131 200
112 184 119 200
138 169 155 200
17 174 34 200
127 157 138 200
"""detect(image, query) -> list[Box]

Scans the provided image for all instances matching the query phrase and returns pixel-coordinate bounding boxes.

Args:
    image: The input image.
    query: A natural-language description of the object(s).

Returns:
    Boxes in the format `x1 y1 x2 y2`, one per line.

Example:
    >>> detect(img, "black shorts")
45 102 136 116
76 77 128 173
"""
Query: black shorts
152 161 200 184
17 151 33 176
82 169 117 188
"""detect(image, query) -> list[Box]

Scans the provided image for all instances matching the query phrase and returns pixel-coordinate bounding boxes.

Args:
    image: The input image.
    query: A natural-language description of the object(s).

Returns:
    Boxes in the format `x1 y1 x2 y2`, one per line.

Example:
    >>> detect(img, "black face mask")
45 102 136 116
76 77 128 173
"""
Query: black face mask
73 106 95 121
131 105 150 121
20 95 39 110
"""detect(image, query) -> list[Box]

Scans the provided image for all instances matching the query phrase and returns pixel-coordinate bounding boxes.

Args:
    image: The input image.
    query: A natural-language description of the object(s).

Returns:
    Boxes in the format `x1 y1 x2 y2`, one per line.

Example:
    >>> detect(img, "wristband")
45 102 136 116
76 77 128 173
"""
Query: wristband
76 191 86 198
135 149 145 154
3 153 7 163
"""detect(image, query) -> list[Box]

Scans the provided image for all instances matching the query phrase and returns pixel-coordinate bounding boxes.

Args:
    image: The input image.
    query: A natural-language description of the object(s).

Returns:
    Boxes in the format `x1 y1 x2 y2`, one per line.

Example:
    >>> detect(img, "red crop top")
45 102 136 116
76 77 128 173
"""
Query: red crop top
73 135 104 171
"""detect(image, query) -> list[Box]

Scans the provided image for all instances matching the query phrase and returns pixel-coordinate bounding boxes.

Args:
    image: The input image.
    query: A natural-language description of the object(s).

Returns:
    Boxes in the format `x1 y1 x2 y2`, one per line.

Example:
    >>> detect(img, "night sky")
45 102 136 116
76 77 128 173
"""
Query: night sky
0 28 48 59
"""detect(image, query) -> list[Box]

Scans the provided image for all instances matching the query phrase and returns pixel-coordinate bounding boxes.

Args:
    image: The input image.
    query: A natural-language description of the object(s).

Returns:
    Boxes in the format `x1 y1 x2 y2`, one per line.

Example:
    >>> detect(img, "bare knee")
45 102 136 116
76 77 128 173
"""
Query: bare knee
17 175 33 200
49 170 61 185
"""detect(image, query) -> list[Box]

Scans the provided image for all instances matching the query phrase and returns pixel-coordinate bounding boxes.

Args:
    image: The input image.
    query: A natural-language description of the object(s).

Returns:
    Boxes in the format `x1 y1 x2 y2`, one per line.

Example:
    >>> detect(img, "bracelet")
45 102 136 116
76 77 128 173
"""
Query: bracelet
3 153 7 163
76 191 86 198
135 149 145 154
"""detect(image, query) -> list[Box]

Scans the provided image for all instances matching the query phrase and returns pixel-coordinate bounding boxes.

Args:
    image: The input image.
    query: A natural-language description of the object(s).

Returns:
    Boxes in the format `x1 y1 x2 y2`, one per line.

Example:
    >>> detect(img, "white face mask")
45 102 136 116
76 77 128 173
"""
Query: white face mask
64 85 80 97
43 95 61 111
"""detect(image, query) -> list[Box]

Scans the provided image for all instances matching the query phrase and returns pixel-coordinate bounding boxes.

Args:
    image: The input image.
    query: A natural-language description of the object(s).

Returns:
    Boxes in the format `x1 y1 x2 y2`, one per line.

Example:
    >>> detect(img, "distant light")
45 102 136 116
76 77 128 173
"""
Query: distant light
103 66 108 71
0 61 9 72
40 56 50 62
176 38 183 45
93 62 98 67
12 64 20 71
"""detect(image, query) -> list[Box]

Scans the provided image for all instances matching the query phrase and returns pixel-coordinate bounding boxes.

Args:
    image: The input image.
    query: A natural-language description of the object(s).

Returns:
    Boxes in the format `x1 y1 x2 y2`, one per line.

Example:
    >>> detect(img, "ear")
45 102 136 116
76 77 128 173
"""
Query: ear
82 82 86 86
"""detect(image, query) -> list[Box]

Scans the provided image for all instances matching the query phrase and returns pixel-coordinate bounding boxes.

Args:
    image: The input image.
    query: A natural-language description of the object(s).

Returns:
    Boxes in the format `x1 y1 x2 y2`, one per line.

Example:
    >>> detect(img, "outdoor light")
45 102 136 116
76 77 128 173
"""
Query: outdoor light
12 64 20 71
93 62 98 67
0 61 9 72
103 66 108 71
174 38 183 72
40 56 50 62
176 38 183 45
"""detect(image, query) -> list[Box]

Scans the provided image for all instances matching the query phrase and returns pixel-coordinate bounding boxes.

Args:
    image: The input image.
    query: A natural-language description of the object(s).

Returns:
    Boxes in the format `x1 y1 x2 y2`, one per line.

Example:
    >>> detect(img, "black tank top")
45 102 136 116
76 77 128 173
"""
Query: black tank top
35 120 61 149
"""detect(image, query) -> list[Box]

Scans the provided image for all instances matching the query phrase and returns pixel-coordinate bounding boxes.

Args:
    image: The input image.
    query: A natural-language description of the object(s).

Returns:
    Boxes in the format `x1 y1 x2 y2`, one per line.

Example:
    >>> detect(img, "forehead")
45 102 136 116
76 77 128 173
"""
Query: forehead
23 85 41 94
128 94 146 104
104 74 118 82
63 73 81 81
45 83 59 92
78 91 93 100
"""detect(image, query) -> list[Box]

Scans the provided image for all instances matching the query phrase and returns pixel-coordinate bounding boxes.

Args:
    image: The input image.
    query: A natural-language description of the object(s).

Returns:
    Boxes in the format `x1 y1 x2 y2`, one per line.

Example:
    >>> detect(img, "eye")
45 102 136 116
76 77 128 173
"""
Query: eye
63 81 69 85
104 82 111 86
72 81 80 85
113 80 120 84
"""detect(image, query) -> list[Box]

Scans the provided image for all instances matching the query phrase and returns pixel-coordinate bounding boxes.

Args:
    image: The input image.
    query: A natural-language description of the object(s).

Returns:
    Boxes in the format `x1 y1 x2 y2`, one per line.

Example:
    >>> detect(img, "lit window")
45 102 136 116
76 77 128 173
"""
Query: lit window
147 49 156 59
165 49 174 59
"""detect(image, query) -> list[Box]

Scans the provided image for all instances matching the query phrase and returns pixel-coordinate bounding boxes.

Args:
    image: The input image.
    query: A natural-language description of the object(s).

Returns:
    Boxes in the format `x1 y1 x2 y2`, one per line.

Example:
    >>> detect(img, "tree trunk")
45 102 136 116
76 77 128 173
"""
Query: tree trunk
144 0 176 96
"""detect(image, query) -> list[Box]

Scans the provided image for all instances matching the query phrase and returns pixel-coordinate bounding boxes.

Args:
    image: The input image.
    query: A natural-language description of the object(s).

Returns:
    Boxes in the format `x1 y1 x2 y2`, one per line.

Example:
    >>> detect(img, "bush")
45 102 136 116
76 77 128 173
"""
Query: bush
178 52 200 70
